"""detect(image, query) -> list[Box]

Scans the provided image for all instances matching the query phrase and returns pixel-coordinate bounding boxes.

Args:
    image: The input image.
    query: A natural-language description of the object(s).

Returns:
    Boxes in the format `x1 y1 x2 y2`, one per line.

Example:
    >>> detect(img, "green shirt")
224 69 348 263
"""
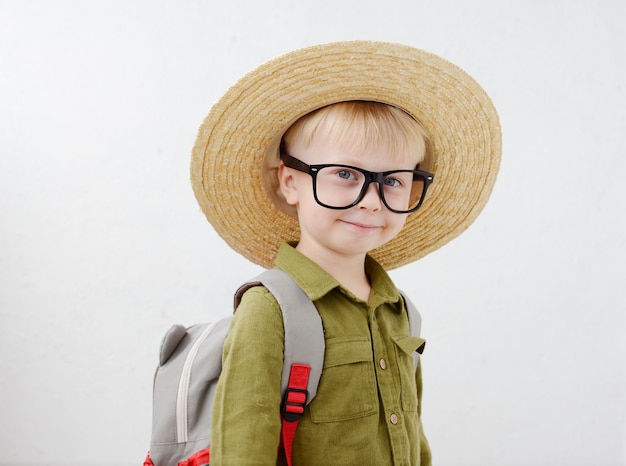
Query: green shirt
211 243 431 465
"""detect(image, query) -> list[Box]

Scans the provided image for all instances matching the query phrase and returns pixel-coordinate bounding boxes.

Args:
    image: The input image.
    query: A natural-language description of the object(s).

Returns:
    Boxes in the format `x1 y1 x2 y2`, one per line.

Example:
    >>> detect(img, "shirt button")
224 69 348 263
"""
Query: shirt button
379 358 386 370
390 414 398 425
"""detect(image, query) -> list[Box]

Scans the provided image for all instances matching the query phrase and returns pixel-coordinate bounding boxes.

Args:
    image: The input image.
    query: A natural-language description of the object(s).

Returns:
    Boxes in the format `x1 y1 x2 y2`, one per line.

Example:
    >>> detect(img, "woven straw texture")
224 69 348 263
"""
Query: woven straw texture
191 41 501 270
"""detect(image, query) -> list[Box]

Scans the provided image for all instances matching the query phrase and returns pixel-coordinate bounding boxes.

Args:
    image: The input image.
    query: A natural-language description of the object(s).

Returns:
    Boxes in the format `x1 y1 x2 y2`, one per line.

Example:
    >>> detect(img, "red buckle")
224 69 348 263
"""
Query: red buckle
281 363 311 422
281 387 308 421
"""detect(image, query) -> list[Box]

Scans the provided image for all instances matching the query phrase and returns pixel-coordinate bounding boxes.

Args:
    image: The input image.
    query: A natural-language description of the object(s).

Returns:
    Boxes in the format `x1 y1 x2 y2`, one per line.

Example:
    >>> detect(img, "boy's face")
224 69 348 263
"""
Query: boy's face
278 134 416 264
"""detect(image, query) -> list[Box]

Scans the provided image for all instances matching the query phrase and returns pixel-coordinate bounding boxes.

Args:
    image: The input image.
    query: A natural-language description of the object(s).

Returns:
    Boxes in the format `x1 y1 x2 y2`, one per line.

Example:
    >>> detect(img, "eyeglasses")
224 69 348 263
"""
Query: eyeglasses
280 153 434 213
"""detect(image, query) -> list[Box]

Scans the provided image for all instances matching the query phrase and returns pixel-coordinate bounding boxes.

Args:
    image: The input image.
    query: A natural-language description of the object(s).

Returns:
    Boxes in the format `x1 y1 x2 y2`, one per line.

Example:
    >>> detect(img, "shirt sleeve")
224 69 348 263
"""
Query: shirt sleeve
416 359 433 465
210 286 285 466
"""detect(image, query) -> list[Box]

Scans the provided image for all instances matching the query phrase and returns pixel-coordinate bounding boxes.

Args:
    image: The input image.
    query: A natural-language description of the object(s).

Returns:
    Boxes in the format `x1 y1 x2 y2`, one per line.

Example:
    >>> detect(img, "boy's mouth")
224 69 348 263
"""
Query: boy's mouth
340 219 382 231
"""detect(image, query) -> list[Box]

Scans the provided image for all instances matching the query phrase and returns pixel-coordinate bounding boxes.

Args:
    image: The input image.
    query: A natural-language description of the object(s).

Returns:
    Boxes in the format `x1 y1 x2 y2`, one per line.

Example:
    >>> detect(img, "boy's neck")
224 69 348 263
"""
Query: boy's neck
295 243 372 302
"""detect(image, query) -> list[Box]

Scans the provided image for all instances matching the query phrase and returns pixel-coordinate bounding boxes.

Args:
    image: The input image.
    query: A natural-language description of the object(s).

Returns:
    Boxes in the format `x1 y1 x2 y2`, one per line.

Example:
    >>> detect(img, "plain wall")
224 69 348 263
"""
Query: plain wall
1 1 624 465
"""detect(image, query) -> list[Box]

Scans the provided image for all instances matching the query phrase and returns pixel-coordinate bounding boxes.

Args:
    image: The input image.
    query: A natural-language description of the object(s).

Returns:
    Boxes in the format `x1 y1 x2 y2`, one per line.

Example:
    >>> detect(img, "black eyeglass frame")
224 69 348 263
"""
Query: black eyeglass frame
280 153 434 213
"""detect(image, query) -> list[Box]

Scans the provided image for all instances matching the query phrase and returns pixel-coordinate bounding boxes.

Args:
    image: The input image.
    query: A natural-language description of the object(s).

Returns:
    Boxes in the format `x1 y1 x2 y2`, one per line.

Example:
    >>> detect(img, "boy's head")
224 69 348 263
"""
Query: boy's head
275 101 434 261
191 41 501 269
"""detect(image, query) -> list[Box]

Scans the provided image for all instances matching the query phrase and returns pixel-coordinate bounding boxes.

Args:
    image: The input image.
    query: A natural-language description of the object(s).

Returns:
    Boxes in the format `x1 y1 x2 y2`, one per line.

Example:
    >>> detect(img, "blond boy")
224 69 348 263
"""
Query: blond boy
191 41 501 466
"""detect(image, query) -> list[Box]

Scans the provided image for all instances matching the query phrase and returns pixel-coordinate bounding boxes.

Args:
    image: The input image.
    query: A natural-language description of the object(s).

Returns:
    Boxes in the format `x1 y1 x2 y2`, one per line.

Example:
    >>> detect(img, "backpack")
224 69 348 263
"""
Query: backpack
144 268 422 466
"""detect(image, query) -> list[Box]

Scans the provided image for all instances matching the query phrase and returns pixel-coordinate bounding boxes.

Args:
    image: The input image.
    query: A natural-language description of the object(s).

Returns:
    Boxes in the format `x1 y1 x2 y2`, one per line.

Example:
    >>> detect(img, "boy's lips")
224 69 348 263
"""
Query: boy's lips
340 219 383 231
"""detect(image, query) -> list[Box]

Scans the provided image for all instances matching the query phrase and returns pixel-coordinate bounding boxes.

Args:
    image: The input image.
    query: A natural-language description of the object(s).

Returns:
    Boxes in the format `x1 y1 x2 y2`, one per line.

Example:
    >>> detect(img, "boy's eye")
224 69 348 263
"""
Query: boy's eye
383 176 402 188
336 169 359 181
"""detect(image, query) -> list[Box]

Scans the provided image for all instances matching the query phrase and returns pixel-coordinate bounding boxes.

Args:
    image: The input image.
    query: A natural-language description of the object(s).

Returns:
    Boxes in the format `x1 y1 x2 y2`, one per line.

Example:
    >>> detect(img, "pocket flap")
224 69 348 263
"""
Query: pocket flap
392 335 426 356
324 337 372 368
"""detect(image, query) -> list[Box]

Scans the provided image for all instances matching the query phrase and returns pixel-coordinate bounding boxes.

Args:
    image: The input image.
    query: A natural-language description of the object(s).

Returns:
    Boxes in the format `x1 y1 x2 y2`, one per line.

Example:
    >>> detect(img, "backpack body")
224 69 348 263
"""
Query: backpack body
146 269 325 466
144 269 422 466
148 318 230 465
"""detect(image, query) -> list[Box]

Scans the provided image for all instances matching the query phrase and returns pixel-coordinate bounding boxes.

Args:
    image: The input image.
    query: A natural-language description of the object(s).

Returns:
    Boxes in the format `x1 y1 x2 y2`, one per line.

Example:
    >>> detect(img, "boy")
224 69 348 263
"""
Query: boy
191 41 501 465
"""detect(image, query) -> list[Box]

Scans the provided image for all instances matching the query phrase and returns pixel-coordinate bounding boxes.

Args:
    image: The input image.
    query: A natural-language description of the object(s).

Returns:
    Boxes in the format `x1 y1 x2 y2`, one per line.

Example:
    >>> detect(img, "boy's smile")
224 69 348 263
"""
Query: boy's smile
340 219 383 232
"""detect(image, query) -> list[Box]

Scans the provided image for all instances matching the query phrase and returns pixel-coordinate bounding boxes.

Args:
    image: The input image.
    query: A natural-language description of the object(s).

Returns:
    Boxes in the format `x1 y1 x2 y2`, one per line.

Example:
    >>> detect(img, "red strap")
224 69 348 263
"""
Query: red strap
144 449 209 466
281 364 311 466
177 448 210 466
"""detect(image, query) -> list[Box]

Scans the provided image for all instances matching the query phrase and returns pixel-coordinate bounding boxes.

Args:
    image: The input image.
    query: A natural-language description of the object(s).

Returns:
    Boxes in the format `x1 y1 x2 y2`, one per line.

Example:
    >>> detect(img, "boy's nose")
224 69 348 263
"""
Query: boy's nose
357 183 383 211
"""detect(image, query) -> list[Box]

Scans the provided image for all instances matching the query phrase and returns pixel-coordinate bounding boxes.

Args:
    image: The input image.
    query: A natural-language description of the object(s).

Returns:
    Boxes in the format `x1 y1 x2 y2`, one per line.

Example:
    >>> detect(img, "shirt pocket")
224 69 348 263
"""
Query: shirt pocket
391 335 425 412
309 337 378 423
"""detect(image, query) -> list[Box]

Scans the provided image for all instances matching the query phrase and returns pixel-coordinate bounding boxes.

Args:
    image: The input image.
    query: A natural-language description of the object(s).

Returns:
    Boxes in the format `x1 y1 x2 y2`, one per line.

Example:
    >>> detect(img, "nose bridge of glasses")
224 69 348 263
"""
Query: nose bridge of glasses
357 173 385 206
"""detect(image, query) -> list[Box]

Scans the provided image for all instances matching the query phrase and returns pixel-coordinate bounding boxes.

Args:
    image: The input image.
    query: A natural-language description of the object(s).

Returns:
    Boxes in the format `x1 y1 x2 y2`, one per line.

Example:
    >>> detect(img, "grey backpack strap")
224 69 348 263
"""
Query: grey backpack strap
399 290 425 367
235 268 325 404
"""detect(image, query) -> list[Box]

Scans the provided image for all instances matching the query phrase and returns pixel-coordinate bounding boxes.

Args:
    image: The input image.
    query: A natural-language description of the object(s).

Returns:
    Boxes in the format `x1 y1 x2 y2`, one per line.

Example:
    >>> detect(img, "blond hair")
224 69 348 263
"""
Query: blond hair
282 101 429 166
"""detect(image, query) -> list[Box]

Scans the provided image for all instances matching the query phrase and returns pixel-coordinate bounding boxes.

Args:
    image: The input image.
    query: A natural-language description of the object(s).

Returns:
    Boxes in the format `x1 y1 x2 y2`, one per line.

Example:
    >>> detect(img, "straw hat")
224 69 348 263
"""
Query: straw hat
191 41 501 270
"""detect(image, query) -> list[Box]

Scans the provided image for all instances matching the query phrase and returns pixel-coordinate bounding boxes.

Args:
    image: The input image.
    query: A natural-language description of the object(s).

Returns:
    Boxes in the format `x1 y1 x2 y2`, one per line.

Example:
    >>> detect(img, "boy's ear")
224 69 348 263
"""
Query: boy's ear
277 161 299 206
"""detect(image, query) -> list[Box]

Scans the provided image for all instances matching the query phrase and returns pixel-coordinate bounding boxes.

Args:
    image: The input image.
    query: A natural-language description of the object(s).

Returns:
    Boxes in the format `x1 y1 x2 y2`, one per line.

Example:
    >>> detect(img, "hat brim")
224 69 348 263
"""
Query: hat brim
191 41 502 270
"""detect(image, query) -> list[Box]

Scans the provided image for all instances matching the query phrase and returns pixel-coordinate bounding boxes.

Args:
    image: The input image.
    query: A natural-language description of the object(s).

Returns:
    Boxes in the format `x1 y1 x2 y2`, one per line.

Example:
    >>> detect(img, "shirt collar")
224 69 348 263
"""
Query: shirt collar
274 242 402 310
364 255 403 311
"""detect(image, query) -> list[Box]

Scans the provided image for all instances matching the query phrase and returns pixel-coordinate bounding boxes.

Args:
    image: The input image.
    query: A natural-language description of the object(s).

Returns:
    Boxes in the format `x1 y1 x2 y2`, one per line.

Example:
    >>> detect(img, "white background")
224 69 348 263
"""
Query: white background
1 1 624 465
